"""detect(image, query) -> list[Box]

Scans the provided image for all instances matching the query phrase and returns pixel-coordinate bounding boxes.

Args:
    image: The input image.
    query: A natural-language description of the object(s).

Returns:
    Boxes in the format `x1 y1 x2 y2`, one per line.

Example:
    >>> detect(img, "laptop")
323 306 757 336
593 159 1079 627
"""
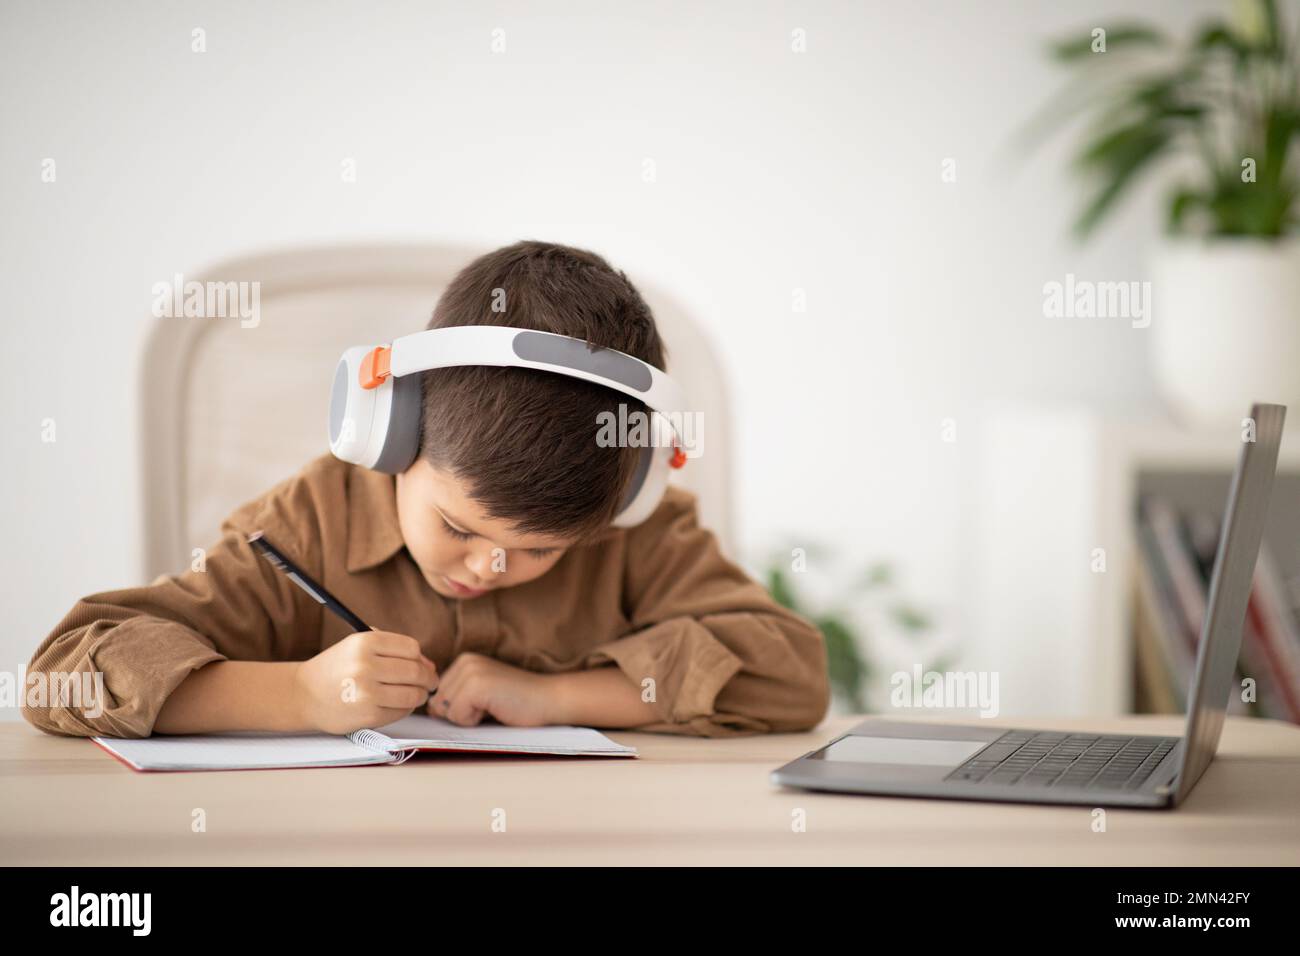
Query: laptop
772 403 1286 809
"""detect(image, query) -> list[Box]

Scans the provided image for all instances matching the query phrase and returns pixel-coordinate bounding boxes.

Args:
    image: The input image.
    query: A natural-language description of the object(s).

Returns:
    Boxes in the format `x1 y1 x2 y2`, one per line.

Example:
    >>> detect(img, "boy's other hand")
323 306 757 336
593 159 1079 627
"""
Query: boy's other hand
293 631 439 735
427 652 552 727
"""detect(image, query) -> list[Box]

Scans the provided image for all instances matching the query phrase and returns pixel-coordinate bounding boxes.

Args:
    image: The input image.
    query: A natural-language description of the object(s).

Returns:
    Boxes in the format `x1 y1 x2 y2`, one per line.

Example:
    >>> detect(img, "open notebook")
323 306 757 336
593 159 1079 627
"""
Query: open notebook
93 714 637 772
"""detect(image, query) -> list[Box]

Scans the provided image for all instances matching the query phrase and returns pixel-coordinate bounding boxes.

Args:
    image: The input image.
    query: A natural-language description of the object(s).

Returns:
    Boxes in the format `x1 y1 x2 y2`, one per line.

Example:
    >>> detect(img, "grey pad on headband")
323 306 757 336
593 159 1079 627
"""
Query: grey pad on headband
512 330 653 394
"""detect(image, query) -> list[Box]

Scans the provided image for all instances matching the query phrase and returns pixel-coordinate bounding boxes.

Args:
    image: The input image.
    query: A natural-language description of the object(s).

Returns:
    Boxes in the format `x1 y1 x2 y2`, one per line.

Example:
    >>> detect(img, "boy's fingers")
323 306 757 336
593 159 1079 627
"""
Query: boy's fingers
444 698 485 726
365 631 424 660
427 684 456 717
434 664 464 705
375 684 428 711
411 659 439 702
439 674 487 725
375 704 419 724
435 658 457 686
373 657 426 688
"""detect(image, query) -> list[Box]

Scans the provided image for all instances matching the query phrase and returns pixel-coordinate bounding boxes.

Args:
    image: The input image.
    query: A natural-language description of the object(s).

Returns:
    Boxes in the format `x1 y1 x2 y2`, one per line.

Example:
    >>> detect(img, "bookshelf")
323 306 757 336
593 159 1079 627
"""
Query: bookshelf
963 404 1300 718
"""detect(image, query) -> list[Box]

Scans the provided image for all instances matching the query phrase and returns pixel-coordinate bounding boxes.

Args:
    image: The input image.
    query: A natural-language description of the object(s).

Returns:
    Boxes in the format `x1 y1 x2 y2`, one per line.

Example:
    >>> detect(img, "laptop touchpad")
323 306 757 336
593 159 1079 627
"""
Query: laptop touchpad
819 735 986 767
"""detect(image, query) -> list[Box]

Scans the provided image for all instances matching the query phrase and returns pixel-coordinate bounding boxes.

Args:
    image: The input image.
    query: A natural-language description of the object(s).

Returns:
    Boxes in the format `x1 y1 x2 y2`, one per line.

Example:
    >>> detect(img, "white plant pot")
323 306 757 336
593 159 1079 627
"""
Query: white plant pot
1151 238 1300 428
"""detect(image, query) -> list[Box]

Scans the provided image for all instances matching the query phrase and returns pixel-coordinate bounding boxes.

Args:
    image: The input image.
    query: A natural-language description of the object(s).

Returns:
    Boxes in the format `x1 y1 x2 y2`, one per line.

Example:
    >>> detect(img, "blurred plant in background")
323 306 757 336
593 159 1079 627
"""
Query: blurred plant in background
763 546 952 714
1027 0 1300 238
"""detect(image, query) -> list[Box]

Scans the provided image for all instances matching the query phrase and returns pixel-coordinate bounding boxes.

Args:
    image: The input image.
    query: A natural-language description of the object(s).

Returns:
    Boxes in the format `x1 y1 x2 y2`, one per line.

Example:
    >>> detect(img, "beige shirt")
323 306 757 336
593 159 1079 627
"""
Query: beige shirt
23 454 829 738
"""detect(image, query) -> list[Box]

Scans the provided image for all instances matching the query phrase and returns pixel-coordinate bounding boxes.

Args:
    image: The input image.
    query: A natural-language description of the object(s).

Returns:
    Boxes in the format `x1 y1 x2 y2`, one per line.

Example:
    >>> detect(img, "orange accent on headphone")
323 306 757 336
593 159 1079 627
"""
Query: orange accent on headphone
359 346 392 390
669 443 688 469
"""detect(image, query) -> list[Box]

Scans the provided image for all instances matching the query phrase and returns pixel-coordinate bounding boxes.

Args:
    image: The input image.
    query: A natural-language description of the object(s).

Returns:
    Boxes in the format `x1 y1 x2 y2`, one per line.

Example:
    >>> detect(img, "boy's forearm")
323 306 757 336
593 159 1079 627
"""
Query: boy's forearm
153 661 310 735
546 667 656 729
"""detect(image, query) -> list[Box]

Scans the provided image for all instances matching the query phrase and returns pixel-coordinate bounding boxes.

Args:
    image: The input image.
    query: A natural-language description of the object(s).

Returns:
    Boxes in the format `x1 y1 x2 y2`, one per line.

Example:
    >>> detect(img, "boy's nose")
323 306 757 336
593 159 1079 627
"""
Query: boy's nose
464 550 494 583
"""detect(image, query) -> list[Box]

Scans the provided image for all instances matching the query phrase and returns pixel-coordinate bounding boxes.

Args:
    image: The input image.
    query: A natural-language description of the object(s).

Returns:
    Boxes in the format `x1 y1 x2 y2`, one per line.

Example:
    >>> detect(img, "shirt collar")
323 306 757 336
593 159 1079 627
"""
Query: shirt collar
346 465 408 573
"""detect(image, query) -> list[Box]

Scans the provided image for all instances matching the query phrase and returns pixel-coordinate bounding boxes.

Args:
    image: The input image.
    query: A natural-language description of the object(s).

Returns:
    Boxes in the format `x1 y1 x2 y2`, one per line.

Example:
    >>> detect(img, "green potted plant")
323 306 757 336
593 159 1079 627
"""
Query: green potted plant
763 547 948 714
1037 0 1300 425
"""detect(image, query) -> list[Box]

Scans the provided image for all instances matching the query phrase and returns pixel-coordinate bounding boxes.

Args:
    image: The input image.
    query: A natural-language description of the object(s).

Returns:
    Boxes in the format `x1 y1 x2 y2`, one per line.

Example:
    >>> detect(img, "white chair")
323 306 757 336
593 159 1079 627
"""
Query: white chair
140 243 734 580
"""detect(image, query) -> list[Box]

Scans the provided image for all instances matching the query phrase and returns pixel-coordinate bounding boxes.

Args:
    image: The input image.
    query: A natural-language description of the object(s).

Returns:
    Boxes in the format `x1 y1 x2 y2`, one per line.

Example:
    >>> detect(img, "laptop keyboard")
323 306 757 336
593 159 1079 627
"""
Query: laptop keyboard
944 731 1179 791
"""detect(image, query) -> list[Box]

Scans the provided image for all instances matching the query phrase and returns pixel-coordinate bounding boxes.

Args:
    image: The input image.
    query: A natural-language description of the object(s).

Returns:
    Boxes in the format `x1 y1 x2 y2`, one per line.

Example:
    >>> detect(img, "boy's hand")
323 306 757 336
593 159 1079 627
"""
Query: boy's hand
427 652 554 727
293 631 439 734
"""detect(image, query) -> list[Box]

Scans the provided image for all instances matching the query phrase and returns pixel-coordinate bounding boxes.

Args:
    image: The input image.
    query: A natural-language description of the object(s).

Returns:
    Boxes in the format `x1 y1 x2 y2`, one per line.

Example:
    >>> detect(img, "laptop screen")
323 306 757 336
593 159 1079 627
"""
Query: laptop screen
1176 403 1285 802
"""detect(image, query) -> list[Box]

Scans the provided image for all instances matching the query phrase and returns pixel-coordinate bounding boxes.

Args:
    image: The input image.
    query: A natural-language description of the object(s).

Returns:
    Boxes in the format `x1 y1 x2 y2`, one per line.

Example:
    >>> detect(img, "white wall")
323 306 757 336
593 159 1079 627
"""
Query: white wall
0 0 1224 715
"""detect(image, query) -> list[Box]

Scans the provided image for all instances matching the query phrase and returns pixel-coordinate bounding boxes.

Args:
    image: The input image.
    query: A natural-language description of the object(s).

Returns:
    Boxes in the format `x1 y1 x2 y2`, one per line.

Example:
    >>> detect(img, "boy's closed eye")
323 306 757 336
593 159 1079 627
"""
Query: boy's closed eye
439 517 556 560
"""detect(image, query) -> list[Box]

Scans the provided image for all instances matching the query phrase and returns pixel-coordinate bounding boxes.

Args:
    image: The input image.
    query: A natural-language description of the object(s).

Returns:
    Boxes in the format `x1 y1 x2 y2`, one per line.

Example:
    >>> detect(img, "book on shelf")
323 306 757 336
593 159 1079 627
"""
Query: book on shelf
1132 495 1299 724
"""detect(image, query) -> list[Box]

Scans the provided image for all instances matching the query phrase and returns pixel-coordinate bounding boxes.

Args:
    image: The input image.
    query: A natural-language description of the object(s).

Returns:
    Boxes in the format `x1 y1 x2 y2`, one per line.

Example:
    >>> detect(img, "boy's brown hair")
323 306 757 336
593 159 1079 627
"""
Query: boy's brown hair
418 240 668 539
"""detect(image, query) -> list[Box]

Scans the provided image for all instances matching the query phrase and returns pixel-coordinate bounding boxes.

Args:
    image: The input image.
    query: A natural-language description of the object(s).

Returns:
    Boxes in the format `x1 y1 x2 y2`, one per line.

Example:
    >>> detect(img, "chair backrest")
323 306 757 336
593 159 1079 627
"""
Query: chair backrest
140 243 734 580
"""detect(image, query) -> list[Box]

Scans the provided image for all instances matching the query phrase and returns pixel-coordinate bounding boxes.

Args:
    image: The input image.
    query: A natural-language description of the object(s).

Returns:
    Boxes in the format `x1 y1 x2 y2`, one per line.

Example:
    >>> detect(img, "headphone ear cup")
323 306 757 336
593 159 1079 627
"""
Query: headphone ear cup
611 433 673 528
371 372 422 474
328 348 376 465
612 445 672 527
329 346 421 473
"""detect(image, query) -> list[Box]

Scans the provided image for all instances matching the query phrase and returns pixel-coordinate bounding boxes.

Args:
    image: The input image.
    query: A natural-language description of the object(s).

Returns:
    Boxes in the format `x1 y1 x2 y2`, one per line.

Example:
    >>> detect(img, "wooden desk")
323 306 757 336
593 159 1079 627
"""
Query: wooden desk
2 714 1298 865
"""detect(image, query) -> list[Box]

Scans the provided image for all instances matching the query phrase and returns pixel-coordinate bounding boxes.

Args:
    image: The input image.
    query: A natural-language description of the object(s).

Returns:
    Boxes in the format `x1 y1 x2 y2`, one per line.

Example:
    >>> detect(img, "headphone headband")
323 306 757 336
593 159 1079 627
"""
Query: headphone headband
328 326 691 528
387 326 688 427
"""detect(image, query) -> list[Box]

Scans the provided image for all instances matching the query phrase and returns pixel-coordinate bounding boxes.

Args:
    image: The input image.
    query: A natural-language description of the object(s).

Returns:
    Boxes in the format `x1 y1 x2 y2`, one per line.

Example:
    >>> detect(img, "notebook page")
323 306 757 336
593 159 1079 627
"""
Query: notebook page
372 714 637 756
93 732 393 771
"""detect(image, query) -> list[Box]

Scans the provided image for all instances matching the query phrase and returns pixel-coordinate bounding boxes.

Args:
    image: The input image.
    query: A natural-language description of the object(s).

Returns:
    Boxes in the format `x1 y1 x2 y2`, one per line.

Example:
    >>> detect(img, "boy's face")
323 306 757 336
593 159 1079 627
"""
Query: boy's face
395 457 578 600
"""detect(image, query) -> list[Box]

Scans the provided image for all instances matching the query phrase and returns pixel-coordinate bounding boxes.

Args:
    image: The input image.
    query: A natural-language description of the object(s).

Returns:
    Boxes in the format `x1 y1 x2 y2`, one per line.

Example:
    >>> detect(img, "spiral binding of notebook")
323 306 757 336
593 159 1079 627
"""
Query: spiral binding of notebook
347 729 415 764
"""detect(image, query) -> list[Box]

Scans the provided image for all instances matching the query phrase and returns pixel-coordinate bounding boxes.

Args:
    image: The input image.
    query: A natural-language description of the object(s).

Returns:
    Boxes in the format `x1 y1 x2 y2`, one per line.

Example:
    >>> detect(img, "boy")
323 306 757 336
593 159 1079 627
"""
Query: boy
23 241 830 739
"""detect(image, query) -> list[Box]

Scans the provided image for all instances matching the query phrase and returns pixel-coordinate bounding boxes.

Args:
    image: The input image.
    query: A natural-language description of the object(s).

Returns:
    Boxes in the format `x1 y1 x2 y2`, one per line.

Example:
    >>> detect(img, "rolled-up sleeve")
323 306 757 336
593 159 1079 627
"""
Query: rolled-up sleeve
583 488 830 736
21 476 325 739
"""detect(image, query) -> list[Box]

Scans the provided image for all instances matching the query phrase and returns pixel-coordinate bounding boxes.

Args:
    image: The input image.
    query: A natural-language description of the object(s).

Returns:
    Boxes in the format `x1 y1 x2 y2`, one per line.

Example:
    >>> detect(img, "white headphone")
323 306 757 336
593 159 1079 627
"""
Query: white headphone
328 326 690 527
